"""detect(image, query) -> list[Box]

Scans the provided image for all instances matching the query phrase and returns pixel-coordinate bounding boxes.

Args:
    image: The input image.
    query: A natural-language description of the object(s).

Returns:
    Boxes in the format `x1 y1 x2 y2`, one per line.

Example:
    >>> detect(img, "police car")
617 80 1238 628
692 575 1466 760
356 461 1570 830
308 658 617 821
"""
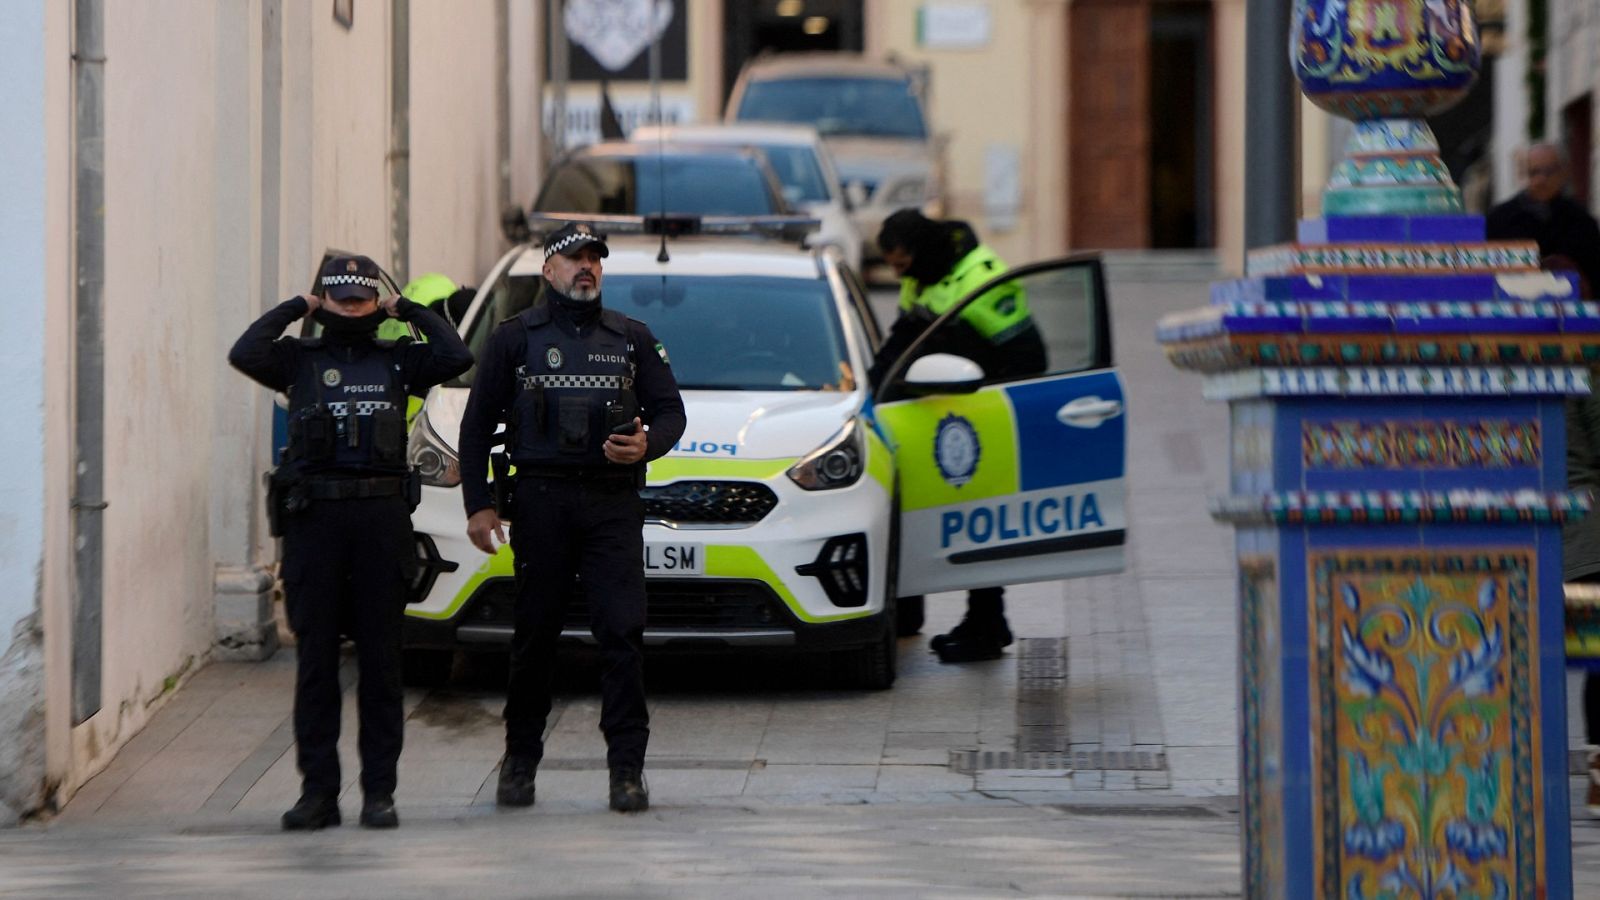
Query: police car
400 214 1127 688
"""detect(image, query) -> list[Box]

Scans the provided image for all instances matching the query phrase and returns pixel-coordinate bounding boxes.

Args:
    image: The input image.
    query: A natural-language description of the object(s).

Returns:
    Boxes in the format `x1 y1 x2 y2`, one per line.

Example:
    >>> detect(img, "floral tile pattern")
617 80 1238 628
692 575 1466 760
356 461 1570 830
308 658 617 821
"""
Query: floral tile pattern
1302 420 1541 470
1310 551 1541 899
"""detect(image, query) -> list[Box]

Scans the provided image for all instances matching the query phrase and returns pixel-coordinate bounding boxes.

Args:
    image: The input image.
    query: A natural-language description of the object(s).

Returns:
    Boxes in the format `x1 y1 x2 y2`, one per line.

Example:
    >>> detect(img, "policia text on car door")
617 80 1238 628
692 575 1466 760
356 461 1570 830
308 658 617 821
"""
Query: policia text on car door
229 254 473 831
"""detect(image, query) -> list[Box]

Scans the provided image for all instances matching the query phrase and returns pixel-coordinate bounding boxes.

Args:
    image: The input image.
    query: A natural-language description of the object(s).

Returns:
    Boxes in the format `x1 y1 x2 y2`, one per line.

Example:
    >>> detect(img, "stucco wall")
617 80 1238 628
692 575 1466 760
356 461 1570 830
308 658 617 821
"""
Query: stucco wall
32 0 534 814
0 0 51 826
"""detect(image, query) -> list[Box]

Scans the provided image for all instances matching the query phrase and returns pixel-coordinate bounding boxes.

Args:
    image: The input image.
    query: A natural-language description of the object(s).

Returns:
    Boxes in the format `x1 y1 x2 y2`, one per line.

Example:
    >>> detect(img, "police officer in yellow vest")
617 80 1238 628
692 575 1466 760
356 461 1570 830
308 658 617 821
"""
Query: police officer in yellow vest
870 210 1046 663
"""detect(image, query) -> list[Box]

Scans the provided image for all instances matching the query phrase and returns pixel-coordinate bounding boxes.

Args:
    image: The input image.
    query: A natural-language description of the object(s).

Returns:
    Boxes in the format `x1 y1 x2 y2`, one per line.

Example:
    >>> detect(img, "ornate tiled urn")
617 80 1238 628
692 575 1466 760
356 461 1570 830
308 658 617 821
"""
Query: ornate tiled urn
1158 4 1587 896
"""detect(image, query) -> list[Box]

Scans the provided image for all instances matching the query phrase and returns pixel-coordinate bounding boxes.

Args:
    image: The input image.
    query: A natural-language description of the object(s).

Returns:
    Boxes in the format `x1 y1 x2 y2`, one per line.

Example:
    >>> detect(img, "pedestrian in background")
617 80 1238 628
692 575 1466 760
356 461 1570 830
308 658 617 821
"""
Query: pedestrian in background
870 209 1046 663
229 254 473 830
457 222 686 813
1486 142 1600 297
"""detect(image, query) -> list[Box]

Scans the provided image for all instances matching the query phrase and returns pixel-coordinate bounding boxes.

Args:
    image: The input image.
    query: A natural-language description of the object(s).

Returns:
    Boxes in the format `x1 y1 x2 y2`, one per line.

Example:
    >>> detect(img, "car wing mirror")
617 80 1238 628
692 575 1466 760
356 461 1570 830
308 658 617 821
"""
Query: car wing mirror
902 353 984 396
844 181 868 210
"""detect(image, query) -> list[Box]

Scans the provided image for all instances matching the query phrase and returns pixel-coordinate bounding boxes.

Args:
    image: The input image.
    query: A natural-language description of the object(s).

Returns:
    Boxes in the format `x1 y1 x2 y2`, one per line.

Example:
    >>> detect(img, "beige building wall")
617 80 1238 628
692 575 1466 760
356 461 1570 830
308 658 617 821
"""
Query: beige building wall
854 0 1245 268
32 0 536 813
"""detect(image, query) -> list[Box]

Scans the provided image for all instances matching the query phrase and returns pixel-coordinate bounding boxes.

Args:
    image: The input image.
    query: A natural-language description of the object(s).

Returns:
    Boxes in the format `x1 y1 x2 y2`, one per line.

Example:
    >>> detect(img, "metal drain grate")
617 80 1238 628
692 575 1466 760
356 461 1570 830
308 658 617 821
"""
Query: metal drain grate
947 636 1170 774
1016 637 1070 753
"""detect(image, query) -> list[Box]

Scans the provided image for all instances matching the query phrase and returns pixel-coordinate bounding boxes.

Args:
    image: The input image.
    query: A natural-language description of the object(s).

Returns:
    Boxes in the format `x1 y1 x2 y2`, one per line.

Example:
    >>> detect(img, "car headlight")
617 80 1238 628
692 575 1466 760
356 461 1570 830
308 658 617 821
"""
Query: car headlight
408 408 461 487
787 419 865 491
884 178 927 206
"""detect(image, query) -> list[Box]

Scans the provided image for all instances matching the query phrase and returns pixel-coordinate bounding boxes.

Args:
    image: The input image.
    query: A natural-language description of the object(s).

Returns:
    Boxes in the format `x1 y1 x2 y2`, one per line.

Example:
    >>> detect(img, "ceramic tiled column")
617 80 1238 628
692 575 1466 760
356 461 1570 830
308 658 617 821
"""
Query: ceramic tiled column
1156 2 1589 896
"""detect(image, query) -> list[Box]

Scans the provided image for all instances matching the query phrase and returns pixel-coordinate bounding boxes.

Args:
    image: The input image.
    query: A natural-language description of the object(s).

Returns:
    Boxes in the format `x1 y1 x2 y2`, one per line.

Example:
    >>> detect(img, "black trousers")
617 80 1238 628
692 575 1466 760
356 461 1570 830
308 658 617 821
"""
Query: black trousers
506 476 648 770
281 494 413 798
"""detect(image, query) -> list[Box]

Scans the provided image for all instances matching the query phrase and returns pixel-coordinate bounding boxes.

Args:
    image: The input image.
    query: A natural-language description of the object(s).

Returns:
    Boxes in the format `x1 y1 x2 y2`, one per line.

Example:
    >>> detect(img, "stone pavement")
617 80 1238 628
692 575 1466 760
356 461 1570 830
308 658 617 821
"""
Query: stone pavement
8 260 1599 897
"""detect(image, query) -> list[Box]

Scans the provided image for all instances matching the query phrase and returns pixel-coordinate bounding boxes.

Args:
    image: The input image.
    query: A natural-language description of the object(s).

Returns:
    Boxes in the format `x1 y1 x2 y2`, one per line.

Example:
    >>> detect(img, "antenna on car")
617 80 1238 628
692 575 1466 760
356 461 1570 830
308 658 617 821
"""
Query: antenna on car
649 19 669 263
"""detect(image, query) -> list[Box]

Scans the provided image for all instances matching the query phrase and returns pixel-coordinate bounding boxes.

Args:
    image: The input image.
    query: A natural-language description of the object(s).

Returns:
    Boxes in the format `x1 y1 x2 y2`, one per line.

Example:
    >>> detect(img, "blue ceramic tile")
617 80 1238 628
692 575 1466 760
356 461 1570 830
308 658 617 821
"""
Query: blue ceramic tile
1295 215 1486 244
1298 216 1409 243
1408 215 1485 242
1344 273 1500 302
1211 276 1350 304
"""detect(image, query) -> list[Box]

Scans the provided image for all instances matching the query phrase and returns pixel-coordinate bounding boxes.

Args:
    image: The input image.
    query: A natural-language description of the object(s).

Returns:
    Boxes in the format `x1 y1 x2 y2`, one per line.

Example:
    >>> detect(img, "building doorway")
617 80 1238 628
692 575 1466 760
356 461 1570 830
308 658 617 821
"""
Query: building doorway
722 0 864 108
1149 2 1213 248
1068 0 1215 249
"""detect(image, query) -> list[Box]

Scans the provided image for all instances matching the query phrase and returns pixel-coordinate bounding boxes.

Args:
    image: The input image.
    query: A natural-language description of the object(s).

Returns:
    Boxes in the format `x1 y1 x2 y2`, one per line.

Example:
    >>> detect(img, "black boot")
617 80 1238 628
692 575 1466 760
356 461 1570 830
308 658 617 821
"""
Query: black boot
360 794 399 829
609 767 649 813
496 755 538 807
281 792 341 831
934 630 1006 663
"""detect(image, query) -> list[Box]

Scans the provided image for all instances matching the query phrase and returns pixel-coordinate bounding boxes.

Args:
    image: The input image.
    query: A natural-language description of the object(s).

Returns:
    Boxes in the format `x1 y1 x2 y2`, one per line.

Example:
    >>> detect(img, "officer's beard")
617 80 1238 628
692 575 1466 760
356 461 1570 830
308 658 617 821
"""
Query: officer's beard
313 307 387 341
561 272 600 302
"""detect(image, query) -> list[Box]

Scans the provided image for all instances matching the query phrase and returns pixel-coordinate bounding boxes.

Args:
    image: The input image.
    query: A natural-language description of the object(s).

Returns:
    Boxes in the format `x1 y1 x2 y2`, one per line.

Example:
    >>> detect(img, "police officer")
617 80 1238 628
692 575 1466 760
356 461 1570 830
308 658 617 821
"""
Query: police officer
229 254 473 830
457 222 686 813
870 210 1047 663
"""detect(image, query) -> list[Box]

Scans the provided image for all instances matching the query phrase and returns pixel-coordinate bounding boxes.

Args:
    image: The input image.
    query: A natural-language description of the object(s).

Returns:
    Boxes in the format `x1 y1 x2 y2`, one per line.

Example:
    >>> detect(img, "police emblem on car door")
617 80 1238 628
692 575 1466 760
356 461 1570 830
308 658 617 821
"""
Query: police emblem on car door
873 256 1128 595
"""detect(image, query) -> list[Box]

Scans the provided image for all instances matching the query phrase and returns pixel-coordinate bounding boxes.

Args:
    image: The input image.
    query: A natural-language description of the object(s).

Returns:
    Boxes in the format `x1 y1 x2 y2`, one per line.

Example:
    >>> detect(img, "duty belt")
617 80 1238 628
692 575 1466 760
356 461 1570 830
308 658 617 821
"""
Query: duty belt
305 476 408 500
515 466 636 484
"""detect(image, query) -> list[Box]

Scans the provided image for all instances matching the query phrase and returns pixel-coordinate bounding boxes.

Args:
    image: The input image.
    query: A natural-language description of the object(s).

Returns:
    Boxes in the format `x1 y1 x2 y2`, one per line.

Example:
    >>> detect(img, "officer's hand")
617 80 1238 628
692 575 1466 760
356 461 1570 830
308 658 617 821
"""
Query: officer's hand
467 508 506 555
379 295 402 317
300 293 322 315
603 418 648 465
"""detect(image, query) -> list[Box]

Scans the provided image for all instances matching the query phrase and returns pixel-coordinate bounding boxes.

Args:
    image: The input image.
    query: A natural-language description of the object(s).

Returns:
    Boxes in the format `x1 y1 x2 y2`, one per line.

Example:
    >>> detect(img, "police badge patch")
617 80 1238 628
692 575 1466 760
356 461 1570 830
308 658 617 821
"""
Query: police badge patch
323 368 342 388
934 413 980 487
546 347 564 369
654 341 670 365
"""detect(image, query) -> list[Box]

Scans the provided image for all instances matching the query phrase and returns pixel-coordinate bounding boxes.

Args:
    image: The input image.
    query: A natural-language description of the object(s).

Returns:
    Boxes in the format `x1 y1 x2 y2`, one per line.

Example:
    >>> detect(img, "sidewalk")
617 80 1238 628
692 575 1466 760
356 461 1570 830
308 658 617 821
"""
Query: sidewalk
8 264 1598 897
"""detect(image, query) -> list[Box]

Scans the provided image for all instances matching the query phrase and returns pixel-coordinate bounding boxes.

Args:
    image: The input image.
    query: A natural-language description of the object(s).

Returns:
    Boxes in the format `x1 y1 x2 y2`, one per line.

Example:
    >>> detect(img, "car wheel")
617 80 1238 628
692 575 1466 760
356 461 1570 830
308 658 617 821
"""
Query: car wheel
837 595 896 690
401 648 455 687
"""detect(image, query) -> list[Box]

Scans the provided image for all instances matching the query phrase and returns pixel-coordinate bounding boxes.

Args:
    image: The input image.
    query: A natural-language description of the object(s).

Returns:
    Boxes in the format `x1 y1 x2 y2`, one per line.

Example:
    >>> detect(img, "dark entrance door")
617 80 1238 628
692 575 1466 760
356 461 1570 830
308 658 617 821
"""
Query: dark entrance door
1149 2 1213 248
1068 0 1151 249
722 0 865 109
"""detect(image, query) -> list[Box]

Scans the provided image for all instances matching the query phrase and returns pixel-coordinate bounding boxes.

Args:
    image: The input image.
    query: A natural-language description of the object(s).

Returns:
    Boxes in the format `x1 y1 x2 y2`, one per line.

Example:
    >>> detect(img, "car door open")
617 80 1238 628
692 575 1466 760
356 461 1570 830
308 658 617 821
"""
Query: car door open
873 255 1127 596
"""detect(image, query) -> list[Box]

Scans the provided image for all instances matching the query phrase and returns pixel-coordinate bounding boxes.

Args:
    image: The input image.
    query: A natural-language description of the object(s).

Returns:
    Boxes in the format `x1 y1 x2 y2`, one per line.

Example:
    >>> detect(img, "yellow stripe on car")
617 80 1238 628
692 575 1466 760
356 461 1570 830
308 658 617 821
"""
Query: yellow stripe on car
646 456 796 482
704 546 874 623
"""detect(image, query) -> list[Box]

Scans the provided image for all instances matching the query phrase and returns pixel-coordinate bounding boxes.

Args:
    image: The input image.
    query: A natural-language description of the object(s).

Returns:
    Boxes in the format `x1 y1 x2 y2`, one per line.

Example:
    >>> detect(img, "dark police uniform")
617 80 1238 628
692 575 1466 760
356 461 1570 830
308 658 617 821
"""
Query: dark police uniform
228 255 473 829
457 224 686 811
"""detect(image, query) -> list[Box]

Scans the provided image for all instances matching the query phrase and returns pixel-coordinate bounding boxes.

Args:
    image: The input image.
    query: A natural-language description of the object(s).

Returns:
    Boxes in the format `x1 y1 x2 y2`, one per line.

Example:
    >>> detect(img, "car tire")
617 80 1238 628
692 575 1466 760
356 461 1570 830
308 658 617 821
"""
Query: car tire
838 596 897 690
401 648 455 688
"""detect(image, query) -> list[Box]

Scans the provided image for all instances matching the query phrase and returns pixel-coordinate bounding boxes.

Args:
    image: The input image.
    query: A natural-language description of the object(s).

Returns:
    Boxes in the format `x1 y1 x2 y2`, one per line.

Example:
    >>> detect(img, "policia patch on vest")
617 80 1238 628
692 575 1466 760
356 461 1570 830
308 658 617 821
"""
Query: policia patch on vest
546 346 564 369
654 342 670 365
323 368 341 387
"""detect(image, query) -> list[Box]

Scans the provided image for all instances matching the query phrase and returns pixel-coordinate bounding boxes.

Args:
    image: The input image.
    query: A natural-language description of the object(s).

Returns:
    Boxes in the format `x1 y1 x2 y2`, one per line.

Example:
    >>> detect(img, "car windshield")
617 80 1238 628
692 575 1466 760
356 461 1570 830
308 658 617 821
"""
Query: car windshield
735 77 927 139
757 144 831 204
534 155 780 216
455 272 854 392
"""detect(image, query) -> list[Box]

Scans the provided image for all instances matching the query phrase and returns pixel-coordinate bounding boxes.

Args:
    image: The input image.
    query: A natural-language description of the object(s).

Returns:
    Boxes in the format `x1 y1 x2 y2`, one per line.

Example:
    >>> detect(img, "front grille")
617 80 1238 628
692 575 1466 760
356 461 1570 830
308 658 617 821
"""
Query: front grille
458 578 788 631
642 480 778 525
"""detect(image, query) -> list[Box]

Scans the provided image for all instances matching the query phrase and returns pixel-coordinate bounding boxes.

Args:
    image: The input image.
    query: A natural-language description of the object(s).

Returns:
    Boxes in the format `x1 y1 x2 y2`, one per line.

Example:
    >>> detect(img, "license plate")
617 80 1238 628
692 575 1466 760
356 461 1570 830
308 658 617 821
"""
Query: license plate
643 542 704 575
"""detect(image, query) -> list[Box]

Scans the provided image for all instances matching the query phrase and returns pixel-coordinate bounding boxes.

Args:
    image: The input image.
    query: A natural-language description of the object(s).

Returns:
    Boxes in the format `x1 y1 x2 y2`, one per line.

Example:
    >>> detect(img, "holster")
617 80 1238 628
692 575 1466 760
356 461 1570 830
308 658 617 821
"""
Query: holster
492 451 514 521
264 466 310 537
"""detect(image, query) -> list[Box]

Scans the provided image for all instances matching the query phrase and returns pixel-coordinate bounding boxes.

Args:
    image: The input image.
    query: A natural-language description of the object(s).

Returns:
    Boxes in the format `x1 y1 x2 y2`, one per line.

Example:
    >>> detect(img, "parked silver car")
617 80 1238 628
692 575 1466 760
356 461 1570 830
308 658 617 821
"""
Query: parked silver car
632 122 864 272
725 53 944 263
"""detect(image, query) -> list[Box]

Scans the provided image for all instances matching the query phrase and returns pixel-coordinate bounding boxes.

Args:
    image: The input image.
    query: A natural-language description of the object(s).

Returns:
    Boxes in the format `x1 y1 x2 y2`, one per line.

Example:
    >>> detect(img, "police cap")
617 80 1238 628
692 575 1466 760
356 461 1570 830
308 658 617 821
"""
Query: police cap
320 254 383 301
542 222 609 261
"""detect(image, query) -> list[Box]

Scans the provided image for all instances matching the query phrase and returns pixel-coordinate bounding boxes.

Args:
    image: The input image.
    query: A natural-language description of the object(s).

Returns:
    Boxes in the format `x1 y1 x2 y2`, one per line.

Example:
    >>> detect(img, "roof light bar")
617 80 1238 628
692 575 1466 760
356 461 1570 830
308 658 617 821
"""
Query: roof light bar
526 213 822 244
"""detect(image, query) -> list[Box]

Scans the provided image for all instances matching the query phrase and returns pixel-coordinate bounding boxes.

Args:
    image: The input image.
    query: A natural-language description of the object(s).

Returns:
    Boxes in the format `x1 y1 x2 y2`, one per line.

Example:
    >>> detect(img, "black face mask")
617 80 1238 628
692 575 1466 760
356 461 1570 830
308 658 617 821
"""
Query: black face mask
313 307 388 339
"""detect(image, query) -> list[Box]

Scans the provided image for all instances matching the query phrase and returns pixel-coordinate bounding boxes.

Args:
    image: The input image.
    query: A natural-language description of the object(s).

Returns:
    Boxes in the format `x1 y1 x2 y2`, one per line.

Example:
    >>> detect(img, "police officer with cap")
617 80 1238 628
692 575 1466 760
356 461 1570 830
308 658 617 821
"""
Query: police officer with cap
229 254 473 830
458 221 685 813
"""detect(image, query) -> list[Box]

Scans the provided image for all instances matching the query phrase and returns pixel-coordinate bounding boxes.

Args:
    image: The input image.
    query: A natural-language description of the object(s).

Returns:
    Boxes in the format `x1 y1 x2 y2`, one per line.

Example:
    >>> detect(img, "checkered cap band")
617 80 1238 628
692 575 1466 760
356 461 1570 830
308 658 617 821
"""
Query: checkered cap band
519 374 634 391
544 232 603 260
321 274 383 290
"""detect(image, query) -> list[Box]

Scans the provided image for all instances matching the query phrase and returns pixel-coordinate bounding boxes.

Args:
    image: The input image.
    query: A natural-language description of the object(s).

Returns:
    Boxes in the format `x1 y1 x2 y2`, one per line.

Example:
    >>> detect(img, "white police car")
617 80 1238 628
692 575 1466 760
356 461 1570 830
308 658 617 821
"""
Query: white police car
401 215 1127 688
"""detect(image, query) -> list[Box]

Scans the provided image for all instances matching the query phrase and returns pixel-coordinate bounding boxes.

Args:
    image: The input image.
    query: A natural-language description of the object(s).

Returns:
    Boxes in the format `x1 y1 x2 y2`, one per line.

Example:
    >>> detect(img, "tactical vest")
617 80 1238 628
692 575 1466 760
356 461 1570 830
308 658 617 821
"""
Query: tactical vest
285 340 410 474
509 306 639 468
